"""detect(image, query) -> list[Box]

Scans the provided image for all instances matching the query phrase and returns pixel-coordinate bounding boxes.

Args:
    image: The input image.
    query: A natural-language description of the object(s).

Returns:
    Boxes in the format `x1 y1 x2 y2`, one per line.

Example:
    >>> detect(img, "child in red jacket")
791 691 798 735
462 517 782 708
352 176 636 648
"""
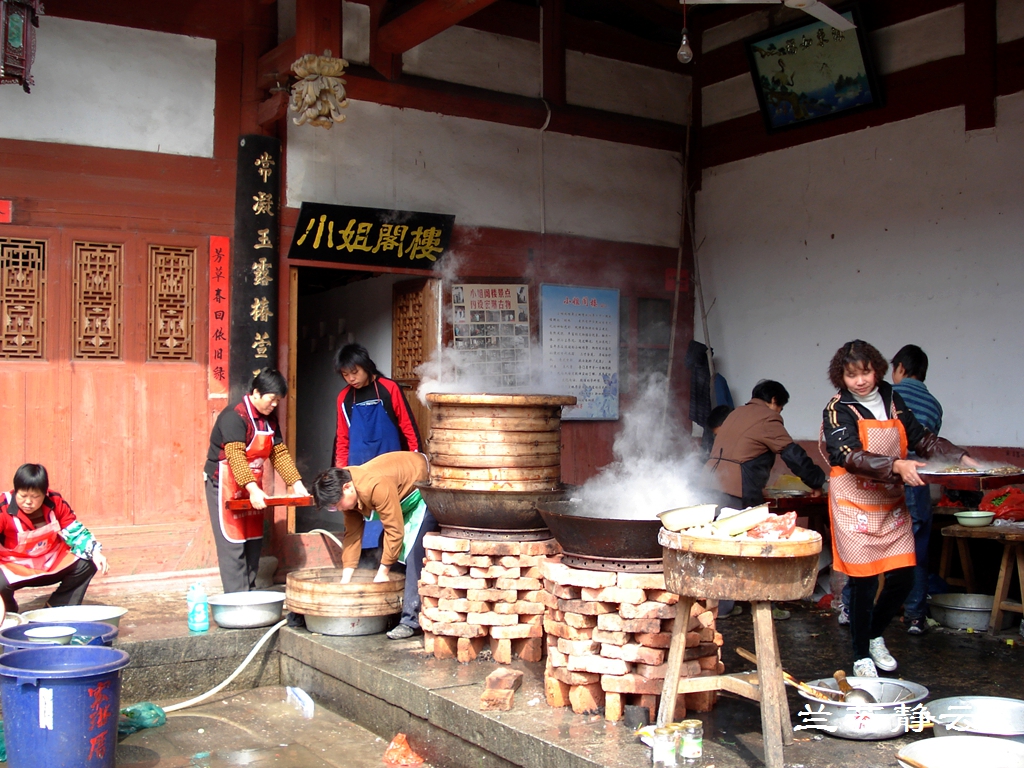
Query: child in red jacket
0 463 109 613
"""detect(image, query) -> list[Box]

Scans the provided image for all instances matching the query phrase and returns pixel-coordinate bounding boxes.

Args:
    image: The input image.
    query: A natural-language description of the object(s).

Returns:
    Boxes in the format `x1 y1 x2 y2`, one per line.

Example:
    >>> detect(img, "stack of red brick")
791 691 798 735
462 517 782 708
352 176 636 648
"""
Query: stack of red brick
540 559 723 722
418 533 561 664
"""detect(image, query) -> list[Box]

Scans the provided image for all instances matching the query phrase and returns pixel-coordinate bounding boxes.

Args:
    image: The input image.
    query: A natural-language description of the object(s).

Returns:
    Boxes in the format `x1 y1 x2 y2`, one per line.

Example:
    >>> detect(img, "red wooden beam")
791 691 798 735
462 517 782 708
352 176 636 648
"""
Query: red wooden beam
377 0 502 54
257 37 297 90
963 0 996 131
542 0 566 106
257 91 291 126
295 0 343 58
458 0 540 42
369 0 402 80
997 36 1024 97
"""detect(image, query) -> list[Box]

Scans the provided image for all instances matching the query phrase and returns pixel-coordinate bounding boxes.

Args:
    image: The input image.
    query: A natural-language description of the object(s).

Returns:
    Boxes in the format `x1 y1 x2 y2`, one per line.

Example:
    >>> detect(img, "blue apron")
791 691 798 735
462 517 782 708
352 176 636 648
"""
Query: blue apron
346 380 403 547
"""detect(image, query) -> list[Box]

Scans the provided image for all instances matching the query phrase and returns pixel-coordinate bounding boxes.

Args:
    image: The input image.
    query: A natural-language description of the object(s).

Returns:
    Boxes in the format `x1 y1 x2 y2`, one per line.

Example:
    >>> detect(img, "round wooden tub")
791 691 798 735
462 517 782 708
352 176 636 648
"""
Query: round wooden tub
286 568 403 636
658 528 822 602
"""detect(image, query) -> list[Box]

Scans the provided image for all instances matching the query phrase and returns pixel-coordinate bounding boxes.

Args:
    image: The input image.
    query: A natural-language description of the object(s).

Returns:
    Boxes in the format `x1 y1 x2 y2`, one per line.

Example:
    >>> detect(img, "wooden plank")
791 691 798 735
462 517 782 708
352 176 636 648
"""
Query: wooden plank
429 452 561 468
430 415 562 432
431 465 561 481
257 37 298 90
428 440 560 456
0 370 27 484
258 91 291 126
215 40 244 160
377 0 503 54
751 601 786 768
656 594 693 725
429 428 561 445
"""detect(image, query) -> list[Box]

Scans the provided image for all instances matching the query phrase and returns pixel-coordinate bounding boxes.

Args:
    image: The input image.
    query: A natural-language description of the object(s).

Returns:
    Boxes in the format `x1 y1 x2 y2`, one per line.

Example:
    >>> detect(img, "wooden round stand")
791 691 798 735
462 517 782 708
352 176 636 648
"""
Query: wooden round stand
656 529 822 768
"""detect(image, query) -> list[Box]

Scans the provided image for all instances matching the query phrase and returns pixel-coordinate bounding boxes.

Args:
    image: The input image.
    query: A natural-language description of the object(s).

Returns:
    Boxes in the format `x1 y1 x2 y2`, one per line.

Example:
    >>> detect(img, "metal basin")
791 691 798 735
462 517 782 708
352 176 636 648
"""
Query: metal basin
928 696 1024 743
305 614 389 636
796 677 929 740
418 484 563 530
536 500 662 560
209 591 285 629
898 734 1024 768
928 593 1015 631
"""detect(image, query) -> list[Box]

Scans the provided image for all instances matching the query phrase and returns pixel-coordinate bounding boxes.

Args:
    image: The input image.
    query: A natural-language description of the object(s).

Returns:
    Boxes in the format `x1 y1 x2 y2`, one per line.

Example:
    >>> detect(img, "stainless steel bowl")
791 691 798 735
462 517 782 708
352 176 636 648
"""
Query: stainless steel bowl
927 593 1015 631
927 696 1024 743
796 677 929 740
23 605 128 628
898 734 1024 768
208 591 286 629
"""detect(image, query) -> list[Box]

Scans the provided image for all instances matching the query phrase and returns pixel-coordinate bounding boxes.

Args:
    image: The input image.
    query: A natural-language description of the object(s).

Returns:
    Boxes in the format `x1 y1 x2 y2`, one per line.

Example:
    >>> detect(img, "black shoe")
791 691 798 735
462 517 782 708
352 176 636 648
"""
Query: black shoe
907 617 927 635
386 624 419 640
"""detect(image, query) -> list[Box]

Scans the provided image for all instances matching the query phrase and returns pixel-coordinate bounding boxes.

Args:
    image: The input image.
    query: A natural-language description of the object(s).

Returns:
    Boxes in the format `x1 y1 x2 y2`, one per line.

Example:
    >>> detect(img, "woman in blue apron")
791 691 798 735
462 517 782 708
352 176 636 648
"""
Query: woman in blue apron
333 344 422 549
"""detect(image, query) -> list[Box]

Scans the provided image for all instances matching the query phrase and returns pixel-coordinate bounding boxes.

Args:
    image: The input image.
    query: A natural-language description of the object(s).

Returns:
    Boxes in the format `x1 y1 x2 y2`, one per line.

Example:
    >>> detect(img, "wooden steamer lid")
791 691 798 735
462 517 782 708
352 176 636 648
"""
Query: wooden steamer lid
286 568 404 617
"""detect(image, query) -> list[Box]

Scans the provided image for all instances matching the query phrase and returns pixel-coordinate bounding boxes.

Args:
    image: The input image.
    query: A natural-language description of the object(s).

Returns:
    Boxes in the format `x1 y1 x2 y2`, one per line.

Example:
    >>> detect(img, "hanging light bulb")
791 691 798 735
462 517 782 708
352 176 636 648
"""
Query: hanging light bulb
677 29 693 64
677 1 693 64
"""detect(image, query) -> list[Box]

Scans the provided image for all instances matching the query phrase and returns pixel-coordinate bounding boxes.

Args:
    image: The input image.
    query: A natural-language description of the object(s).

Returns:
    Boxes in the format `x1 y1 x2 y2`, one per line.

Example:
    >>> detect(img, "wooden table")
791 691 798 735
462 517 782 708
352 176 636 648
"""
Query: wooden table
657 529 822 768
939 522 1024 634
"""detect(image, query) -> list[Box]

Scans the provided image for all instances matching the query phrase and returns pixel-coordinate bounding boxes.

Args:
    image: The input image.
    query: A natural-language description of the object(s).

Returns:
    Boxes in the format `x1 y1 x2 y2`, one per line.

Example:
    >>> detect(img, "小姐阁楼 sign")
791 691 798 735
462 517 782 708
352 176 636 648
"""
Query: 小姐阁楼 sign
287 202 454 270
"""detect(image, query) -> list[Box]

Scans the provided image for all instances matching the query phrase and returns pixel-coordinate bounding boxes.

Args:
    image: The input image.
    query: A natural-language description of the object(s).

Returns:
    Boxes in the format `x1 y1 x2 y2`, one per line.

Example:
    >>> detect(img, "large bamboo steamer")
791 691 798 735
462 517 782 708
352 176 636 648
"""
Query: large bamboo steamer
425 393 576 494
286 567 404 617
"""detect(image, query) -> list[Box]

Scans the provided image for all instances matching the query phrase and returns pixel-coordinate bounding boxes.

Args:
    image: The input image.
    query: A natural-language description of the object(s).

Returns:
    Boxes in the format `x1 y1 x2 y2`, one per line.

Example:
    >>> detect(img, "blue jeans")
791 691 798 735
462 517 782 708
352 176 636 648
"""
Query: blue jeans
903 483 932 620
398 506 438 630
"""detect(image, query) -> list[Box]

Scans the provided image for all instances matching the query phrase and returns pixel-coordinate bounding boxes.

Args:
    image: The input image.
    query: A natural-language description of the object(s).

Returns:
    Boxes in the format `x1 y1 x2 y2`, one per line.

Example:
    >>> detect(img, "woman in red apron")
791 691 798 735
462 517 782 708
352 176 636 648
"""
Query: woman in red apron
0 464 109 613
821 340 977 677
204 369 307 593
333 344 422 550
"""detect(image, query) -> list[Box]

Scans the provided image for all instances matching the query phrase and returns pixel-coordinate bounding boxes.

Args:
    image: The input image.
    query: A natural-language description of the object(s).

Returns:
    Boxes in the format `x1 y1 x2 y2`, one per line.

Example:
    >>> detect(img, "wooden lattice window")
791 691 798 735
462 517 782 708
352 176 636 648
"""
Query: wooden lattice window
392 288 426 379
0 238 46 359
147 245 196 361
73 242 123 359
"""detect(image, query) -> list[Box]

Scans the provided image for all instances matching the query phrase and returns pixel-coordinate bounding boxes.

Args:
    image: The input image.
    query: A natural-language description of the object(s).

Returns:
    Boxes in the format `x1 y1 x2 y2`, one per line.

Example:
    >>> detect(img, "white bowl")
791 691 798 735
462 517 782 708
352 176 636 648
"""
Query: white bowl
657 504 717 532
898 734 1024 767
23 605 128 628
23 625 77 645
954 510 995 527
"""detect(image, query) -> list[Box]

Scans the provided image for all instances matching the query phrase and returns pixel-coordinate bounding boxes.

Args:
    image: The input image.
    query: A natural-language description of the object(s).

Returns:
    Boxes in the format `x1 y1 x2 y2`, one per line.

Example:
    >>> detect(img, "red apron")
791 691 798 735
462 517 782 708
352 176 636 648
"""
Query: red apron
0 494 79 585
827 403 915 578
218 397 275 544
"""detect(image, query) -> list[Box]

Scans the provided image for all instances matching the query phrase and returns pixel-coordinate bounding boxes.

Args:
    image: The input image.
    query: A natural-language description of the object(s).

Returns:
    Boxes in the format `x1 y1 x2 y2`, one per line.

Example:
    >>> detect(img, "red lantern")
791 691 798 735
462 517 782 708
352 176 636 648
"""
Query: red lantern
0 0 42 93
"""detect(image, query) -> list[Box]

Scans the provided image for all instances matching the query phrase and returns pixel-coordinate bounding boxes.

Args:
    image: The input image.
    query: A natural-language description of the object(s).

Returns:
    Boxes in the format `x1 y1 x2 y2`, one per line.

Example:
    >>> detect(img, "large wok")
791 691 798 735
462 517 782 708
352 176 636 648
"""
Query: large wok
536 500 662 560
417 484 563 530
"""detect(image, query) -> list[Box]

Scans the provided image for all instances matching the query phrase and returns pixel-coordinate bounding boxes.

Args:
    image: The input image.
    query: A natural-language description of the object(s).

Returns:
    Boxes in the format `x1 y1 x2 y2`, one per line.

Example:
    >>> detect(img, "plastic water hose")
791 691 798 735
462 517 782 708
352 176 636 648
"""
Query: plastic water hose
308 528 345 549
163 618 287 713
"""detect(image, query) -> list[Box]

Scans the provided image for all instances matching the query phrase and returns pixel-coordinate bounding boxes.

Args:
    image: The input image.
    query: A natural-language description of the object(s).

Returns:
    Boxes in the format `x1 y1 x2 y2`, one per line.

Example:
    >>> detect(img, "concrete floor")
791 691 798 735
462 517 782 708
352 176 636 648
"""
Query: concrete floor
11 580 1024 768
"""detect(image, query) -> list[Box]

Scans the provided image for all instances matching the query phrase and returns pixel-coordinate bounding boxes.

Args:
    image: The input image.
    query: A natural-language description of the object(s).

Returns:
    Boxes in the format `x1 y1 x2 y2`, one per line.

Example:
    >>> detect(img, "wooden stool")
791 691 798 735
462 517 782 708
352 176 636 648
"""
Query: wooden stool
657 530 822 768
940 523 1024 634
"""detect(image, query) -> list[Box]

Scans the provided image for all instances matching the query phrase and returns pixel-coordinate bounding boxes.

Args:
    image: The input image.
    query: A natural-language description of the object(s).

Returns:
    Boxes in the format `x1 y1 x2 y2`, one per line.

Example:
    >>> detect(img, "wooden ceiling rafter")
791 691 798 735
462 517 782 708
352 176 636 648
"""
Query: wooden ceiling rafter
377 0 505 53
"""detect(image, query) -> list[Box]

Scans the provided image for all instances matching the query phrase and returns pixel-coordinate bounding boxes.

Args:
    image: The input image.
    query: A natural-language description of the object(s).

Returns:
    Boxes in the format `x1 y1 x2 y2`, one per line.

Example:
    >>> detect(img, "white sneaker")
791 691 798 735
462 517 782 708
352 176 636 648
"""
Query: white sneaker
852 657 878 678
868 637 897 672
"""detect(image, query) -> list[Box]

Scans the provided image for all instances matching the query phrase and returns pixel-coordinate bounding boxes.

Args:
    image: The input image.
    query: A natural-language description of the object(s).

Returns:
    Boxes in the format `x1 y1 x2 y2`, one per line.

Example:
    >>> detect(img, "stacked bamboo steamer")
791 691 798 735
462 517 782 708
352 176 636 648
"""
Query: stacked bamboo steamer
426 393 576 492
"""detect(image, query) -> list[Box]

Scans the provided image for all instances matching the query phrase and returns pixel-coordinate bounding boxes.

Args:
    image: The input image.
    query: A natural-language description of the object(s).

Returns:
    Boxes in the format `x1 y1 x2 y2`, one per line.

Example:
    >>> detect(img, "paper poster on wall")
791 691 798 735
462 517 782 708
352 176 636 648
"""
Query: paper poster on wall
451 283 531 388
541 284 619 420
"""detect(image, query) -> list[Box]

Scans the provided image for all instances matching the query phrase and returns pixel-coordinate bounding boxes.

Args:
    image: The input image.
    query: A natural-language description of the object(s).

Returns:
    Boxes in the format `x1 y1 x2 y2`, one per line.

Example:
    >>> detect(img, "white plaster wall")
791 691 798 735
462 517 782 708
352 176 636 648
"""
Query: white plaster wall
343 2 371 65
404 26 541 98
0 17 215 157
566 52 690 125
693 93 1024 446
286 100 682 247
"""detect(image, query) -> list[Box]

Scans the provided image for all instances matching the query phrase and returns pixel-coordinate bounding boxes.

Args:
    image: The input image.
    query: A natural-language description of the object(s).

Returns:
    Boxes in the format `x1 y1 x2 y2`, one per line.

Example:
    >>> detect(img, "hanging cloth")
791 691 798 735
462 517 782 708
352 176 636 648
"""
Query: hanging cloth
826 400 914 578
217 397 276 544
685 340 712 427
0 494 79 585
346 380 403 548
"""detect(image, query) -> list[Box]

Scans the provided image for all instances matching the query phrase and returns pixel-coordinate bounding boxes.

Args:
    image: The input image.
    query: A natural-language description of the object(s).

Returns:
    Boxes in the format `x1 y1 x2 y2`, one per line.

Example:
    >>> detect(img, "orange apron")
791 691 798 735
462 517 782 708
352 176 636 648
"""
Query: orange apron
827 403 915 578
218 397 275 544
0 494 79 585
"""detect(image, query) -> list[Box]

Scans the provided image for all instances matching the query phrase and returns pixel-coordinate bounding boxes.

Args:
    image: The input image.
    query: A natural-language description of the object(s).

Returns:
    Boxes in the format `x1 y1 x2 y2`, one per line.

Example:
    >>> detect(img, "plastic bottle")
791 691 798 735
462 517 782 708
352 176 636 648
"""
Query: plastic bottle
187 583 210 632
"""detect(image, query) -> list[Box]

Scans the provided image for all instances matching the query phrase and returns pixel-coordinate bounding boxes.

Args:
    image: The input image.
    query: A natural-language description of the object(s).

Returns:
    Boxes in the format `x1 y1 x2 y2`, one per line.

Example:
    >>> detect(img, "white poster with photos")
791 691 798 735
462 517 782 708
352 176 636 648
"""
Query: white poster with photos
451 284 531 388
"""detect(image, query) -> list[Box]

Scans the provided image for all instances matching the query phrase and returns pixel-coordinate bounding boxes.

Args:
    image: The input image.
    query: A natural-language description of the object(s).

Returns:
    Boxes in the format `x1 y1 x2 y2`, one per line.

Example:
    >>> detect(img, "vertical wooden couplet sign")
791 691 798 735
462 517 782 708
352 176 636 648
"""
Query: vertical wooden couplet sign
230 135 281 403
208 236 230 397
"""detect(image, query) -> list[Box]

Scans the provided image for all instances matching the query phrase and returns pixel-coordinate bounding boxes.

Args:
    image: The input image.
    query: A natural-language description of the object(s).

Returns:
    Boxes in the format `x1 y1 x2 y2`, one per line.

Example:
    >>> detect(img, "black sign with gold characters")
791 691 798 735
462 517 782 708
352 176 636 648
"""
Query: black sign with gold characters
230 135 281 402
286 202 454 270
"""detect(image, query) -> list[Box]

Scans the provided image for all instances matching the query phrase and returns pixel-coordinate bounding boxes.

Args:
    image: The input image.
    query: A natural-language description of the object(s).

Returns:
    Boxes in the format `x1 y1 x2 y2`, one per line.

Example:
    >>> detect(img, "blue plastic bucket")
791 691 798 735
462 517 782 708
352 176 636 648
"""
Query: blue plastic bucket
0 621 119 652
0 645 130 768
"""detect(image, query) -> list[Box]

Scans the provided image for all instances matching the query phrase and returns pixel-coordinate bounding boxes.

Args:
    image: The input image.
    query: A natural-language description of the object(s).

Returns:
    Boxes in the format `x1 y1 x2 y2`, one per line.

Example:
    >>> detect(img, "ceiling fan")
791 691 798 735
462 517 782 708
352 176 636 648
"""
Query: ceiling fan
682 0 856 31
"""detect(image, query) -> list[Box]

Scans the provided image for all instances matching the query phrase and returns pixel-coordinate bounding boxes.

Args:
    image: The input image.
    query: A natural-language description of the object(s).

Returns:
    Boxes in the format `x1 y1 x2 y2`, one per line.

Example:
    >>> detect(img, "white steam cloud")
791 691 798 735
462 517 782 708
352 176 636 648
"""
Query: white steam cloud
574 374 708 519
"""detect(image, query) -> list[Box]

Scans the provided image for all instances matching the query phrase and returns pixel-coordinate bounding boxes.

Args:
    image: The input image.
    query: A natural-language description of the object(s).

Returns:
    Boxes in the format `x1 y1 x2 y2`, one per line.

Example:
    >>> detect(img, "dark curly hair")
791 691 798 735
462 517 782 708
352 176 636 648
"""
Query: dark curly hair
828 340 888 390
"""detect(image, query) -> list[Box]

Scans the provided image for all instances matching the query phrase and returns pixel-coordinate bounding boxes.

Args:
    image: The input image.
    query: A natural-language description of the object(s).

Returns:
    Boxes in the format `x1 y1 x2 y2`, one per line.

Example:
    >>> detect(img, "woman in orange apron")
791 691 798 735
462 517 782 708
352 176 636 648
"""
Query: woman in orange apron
204 369 307 593
0 464 109 613
822 340 977 677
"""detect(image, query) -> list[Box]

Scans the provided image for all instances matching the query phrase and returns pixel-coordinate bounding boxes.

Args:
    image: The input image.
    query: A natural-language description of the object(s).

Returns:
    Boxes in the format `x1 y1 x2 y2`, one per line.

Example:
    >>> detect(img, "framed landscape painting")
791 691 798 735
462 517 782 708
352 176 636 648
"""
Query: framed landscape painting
745 4 881 133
